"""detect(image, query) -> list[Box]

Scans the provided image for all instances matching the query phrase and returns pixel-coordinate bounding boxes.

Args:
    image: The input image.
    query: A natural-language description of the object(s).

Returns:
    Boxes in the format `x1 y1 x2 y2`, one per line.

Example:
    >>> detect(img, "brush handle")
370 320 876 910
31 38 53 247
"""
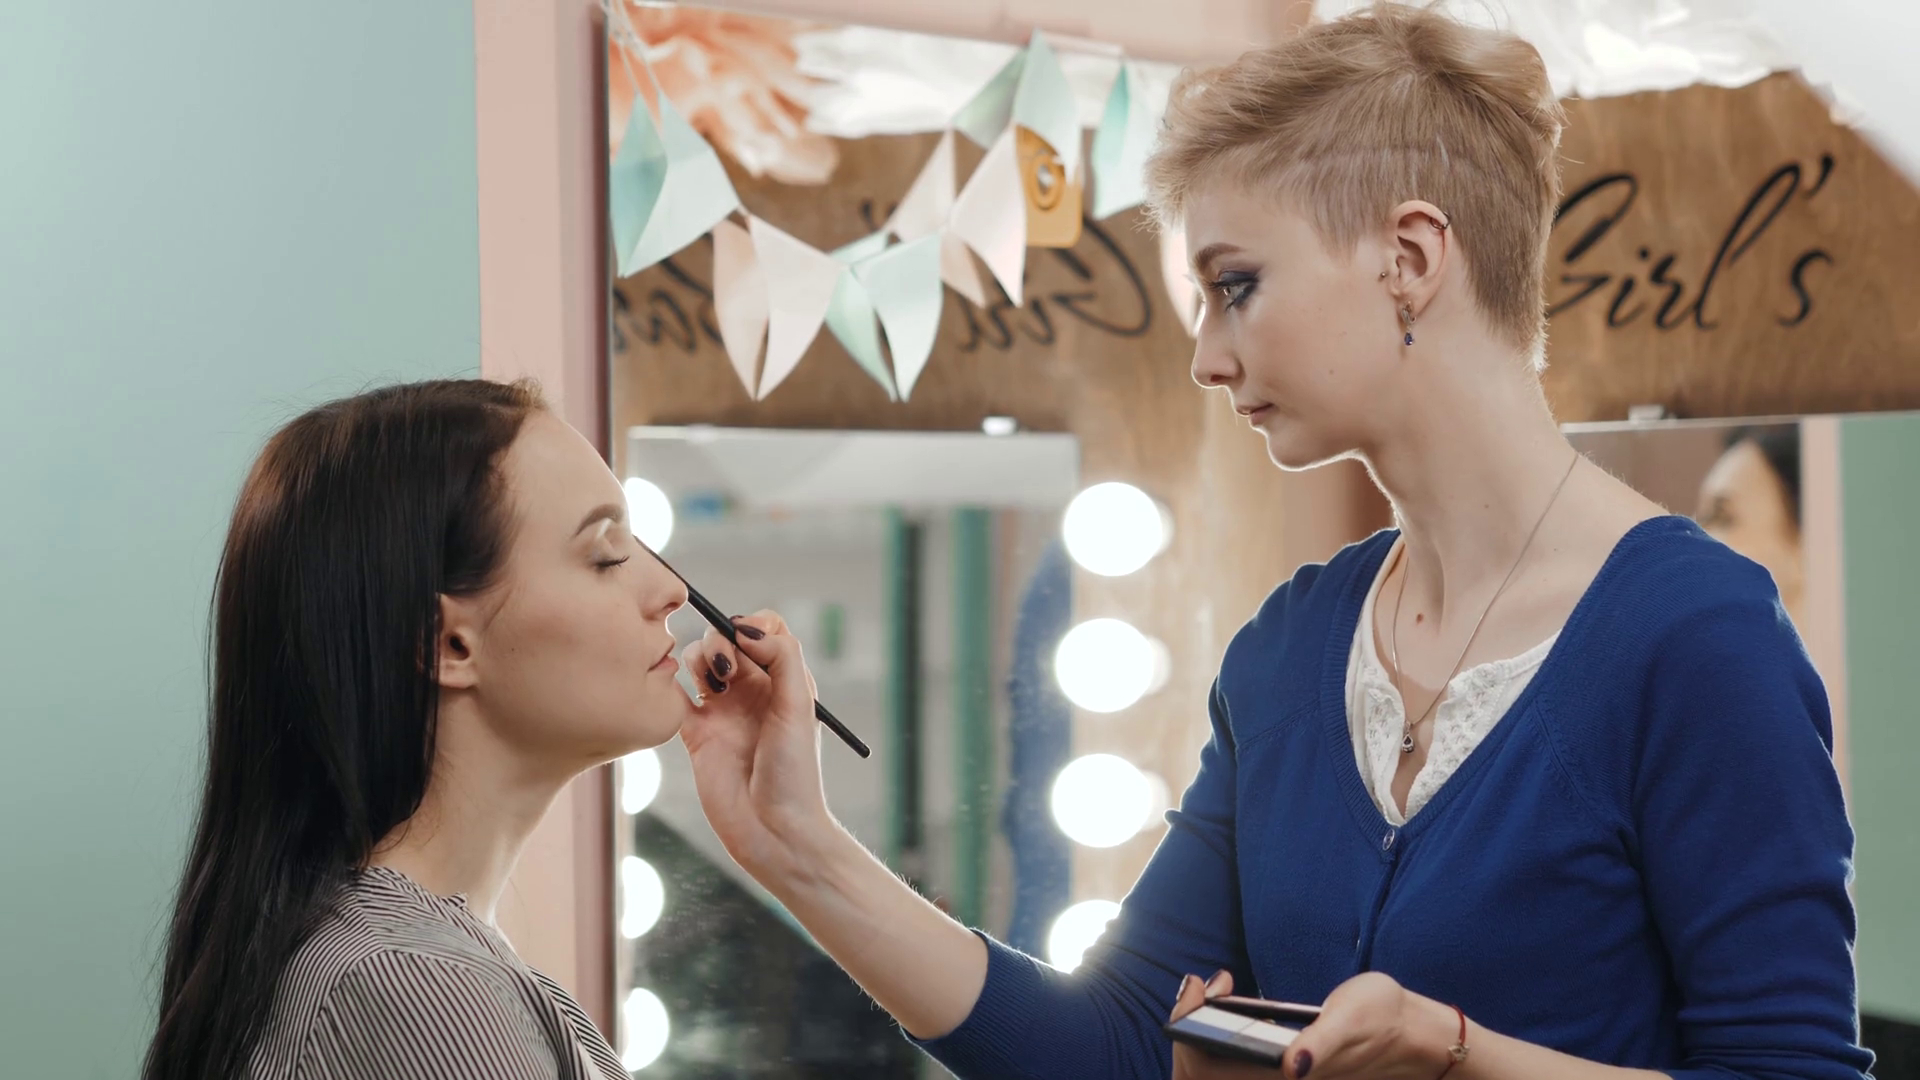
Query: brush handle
686 588 871 759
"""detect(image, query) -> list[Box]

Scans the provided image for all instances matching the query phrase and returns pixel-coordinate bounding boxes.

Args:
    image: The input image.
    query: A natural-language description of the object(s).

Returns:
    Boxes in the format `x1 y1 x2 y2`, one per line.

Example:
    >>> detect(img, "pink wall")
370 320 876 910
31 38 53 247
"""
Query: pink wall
472 0 614 1033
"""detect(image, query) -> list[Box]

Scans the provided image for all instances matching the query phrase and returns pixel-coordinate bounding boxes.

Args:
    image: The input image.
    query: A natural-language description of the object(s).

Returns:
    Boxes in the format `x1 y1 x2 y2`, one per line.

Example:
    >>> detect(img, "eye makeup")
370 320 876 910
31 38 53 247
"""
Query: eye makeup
1207 270 1259 310
638 537 871 759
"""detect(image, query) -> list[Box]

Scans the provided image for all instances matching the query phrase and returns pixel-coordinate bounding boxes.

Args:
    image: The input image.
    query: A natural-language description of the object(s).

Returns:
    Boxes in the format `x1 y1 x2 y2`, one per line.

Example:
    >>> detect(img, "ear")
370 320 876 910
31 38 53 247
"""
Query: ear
1386 199 1452 319
435 593 482 691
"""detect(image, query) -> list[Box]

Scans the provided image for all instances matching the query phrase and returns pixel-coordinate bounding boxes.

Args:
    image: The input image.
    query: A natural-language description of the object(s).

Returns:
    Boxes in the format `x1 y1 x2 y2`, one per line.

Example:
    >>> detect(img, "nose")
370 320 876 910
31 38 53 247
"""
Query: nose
1190 320 1239 390
641 556 688 622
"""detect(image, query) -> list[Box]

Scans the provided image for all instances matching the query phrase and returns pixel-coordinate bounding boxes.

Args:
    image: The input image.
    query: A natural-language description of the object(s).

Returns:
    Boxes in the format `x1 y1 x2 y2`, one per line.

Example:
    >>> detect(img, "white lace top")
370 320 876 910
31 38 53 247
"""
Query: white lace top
1346 542 1559 825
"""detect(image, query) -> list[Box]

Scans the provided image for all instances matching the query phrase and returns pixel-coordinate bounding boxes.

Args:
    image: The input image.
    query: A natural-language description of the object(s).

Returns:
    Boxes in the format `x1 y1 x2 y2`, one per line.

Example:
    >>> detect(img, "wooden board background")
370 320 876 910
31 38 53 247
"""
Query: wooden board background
1546 74 1920 419
609 72 1918 898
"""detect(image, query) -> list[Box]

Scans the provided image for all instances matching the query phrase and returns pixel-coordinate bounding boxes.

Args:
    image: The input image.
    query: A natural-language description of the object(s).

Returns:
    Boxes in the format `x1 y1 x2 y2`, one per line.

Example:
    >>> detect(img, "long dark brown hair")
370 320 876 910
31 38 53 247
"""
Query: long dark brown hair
143 379 543 1080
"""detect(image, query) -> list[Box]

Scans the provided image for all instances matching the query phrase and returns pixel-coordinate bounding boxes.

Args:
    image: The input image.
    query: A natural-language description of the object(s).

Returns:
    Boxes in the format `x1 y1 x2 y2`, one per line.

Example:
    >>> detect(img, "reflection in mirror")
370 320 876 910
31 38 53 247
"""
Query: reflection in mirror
611 427 1077 1077
1567 417 1834 716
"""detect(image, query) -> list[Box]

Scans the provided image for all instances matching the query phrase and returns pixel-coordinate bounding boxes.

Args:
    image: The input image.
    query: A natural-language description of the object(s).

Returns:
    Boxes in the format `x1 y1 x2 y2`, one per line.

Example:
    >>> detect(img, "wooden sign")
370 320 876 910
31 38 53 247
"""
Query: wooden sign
1546 73 1920 421
613 74 1920 430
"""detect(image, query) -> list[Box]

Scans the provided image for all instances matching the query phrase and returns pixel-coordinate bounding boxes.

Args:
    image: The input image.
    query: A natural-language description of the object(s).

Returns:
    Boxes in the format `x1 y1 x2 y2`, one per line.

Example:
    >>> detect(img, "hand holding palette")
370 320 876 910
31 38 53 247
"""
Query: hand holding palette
1165 996 1321 1069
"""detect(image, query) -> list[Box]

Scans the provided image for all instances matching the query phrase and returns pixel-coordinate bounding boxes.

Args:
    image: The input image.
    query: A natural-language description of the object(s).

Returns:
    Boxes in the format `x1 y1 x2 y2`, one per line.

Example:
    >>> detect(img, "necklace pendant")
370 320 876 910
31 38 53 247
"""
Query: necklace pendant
1400 731 1416 754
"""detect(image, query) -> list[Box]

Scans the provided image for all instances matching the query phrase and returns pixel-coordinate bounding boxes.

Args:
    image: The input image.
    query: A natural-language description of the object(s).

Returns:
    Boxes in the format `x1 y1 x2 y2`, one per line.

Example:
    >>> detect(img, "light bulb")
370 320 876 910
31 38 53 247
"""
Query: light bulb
620 748 663 815
1047 899 1122 973
1061 482 1169 576
619 856 665 939
1053 618 1165 713
1050 754 1157 848
621 987 670 1071
624 476 675 553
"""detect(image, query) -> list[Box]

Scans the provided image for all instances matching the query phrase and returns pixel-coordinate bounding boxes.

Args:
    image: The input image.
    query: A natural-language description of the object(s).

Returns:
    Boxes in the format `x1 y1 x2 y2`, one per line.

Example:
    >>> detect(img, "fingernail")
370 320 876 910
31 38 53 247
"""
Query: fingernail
1294 1050 1314 1079
1205 970 1230 997
704 669 726 694
713 654 732 677
1178 975 1197 997
731 619 764 640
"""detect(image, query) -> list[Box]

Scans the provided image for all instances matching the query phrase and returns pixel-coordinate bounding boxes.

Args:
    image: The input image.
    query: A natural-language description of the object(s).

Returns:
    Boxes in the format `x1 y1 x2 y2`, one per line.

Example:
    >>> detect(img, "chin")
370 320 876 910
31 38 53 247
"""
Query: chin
1261 421 1351 473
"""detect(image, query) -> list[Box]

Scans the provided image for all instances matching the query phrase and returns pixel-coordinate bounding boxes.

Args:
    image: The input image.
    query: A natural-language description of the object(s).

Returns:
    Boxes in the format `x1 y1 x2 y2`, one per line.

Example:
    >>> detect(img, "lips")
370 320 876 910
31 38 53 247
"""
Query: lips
1235 403 1274 421
649 643 678 672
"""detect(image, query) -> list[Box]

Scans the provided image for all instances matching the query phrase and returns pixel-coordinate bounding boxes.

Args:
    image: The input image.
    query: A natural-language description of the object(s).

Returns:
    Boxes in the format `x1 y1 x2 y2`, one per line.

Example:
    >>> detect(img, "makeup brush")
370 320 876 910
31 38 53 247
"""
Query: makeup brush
641 539 872 759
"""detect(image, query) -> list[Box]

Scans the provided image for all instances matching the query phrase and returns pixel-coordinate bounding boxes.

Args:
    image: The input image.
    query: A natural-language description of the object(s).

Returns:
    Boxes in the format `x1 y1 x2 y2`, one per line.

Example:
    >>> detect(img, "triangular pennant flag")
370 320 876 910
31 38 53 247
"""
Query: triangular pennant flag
609 93 669 277
748 216 844 400
951 128 1027 306
823 267 895 399
940 232 987 307
618 95 743 276
855 234 944 401
1091 62 1156 220
710 220 767 395
955 50 1025 149
888 131 956 243
1010 33 1081 183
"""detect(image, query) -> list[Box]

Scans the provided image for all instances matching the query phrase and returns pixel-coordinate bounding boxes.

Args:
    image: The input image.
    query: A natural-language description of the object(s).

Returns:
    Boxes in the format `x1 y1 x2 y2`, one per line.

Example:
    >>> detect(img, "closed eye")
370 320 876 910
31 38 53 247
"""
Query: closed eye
594 555 632 571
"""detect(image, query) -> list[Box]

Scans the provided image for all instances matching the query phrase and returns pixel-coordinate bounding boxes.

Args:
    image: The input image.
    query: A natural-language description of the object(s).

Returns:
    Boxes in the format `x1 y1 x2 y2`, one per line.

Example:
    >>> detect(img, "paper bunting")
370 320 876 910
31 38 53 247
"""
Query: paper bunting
950 128 1028 305
955 34 1080 182
954 50 1025 150
608 25 1184 401
888 130 954 242
1091 62 1156 220
940 233 987 307
617 95 743 277
824 232 896 398
748 216 844 400
610 94 670 281
711 220 767 395
854 234 944 401
1010 35 1080 184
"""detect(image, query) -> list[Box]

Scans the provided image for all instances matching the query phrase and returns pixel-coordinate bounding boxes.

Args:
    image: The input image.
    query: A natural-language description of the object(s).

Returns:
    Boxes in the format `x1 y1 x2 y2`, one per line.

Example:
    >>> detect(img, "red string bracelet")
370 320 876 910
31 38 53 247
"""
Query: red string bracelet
1434 1005 1470 1080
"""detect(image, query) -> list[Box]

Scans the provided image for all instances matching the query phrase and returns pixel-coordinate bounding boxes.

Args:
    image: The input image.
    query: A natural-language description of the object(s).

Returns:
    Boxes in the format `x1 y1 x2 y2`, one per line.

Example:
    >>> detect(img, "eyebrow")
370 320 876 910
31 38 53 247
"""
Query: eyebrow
1191 242 1246 281
573 502 626 538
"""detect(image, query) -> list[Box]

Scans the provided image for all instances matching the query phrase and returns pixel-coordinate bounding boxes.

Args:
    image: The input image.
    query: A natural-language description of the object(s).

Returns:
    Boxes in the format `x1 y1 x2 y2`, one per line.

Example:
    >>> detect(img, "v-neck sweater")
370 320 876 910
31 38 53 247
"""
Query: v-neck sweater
920 517 1871 1080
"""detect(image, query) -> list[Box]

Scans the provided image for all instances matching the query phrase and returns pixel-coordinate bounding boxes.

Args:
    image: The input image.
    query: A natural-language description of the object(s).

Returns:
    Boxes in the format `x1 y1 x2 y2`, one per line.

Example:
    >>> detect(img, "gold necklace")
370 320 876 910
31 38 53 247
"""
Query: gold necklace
1388 451 1581 755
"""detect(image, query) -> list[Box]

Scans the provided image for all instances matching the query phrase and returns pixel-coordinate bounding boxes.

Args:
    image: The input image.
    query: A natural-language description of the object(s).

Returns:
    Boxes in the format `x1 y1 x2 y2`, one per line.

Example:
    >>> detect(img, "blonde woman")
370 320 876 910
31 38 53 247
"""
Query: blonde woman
681 6 1871 1079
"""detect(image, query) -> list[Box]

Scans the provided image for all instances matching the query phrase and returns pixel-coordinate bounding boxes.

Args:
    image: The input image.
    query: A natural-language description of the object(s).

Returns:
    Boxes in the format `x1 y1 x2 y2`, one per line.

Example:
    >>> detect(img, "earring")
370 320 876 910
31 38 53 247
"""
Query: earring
1400 305 1415 346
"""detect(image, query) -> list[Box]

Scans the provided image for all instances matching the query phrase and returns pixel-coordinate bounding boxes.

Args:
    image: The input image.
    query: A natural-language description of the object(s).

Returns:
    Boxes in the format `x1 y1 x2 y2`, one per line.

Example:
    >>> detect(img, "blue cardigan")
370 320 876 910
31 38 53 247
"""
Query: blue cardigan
921 518 1871 1079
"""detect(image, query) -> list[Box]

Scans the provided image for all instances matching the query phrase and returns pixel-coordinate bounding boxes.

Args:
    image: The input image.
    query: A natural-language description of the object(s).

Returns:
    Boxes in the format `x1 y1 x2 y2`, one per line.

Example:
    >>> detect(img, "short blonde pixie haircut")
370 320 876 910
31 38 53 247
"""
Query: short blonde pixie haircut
1146 2 1565 354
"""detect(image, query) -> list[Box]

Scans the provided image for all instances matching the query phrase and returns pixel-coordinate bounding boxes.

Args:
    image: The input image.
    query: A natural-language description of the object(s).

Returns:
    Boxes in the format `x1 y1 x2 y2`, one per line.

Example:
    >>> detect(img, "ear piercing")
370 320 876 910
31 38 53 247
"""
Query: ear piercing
1400 305 1416 346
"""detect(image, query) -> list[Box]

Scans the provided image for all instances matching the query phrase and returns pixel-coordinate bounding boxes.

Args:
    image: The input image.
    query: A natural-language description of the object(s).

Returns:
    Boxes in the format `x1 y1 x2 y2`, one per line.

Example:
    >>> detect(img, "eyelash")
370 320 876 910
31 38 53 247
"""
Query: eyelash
1208 273 1258 310
594 556 631 572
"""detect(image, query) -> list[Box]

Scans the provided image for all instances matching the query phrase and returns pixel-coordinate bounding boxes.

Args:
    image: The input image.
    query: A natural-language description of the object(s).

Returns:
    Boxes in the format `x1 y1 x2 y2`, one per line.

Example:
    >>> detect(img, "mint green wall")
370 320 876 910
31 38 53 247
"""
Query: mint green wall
0 2 479 1075
1842 413 1920 1023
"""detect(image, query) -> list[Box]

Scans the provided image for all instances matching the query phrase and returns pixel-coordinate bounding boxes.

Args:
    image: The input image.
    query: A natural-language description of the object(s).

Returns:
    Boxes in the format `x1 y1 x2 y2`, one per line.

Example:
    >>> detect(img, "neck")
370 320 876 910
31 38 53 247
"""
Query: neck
1365 342 1573 615
368 705 572 923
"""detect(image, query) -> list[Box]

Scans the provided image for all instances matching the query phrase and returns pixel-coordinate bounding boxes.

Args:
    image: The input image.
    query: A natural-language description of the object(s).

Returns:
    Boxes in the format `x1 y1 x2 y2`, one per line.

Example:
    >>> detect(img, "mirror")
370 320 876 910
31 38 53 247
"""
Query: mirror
610 427 1079 1075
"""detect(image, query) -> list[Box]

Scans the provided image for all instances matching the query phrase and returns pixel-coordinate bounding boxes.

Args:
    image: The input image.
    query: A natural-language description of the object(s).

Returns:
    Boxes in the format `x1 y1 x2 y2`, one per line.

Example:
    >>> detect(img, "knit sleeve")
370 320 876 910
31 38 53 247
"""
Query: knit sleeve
1635 594 1872 1080
296 951 559 1080
915 680 1253 1080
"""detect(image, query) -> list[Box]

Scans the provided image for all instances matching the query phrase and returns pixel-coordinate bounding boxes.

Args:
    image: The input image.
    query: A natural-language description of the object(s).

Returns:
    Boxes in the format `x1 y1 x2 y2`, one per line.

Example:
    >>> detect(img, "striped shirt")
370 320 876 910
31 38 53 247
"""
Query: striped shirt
247 866 625 1080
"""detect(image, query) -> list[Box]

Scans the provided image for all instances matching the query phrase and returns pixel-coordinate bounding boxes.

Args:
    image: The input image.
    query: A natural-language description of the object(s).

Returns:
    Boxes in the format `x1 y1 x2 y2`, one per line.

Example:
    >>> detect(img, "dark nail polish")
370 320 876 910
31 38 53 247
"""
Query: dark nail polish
732 619 765 640
704 669 726 694
713 654 732 677
1294 1050 1314 1079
